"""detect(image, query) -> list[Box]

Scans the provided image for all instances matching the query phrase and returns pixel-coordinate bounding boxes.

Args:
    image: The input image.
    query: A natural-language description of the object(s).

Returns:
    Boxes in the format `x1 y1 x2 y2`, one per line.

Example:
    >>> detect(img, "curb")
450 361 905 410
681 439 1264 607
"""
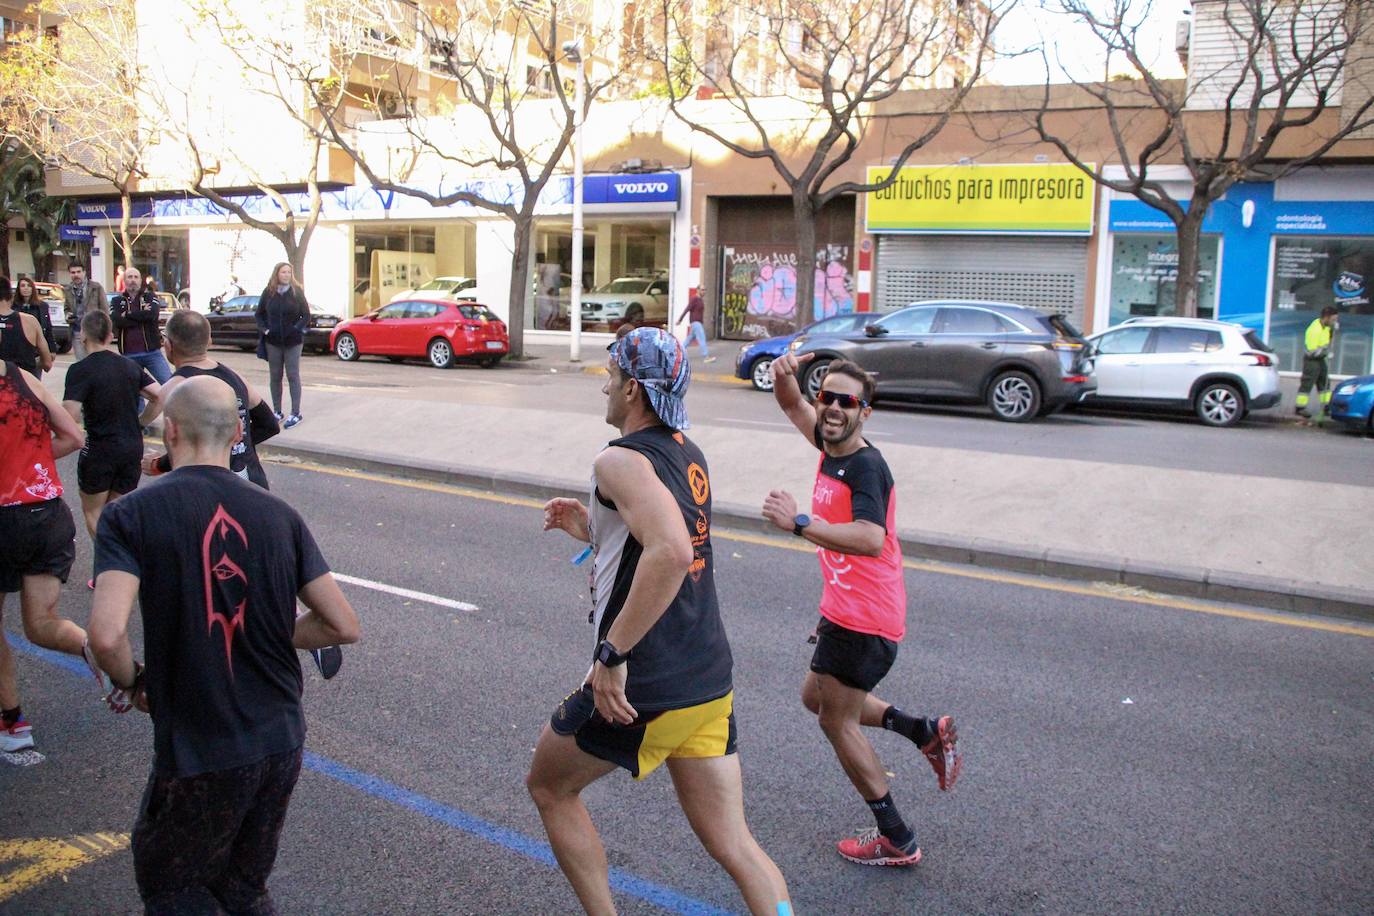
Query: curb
257 439 1374 625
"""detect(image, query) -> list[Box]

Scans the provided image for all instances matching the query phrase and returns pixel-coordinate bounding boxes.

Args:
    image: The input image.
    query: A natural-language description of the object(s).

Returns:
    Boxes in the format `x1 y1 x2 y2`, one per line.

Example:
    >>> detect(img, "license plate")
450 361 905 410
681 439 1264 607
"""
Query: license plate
484 341 504 350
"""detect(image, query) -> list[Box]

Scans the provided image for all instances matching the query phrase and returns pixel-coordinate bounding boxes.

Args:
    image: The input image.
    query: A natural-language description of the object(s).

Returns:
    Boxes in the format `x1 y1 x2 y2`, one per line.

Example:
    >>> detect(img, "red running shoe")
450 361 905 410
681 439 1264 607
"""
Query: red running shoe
836 828 922 867
921 715 962 791
1 716 34 752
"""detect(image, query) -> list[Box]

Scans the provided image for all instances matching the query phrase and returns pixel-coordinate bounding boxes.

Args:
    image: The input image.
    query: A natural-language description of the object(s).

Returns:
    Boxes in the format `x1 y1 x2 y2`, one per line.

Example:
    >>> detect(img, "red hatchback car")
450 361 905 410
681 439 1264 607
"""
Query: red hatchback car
331 300 509 368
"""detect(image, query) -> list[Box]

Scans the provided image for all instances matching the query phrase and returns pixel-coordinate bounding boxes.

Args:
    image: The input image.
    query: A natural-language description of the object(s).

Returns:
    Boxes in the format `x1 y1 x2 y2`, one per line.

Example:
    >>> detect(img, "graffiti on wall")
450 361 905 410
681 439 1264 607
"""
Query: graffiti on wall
721 245 855 340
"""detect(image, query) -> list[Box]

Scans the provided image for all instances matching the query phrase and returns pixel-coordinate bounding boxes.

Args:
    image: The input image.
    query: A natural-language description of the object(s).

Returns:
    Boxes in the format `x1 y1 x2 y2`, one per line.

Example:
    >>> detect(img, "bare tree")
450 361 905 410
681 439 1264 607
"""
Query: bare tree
0 0 159 268
652 0 1002 324
1035 0 1374 317
264 0 632 356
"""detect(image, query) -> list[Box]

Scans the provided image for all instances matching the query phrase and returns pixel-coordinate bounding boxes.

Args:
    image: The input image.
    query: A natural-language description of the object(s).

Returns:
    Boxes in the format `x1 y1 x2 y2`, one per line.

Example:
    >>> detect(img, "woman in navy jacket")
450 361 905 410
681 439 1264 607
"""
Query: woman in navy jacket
255 262 310 428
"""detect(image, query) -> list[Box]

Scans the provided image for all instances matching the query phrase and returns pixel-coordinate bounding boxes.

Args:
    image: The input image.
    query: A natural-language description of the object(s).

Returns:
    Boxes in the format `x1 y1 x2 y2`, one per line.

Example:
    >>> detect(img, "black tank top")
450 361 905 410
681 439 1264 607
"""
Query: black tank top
0 311 38 375
173 362 268 489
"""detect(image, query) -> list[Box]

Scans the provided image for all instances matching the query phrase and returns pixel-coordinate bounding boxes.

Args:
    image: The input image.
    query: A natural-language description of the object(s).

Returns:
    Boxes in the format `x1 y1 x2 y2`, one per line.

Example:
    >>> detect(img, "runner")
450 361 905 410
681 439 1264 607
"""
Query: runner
63 311 163 588
0 277 54 378
763 352 961 867
530 327 791 915
86 376 360 913
0 356 118 753
144 310 344 679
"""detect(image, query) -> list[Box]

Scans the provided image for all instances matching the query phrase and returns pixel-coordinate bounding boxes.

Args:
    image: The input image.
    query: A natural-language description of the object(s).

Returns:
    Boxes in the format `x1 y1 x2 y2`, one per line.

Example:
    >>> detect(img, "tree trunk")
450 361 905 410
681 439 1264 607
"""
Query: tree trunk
0 225 10 278
117 191 133 277
506 212 533 358
793 192 819 330
1173 209 1208 319
284 234 306 288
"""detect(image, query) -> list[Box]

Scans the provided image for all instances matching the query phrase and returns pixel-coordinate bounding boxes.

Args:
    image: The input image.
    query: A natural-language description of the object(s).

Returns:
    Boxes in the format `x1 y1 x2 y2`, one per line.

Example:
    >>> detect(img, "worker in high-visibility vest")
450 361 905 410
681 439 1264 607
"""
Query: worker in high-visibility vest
1295 306 1339 420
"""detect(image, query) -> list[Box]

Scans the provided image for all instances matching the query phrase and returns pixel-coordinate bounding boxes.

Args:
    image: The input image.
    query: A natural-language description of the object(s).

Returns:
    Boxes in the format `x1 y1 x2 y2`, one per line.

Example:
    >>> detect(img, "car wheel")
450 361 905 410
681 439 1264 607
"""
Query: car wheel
428 338 455 369
803 358 832 401
58 339 72 355
335 333 359 361
750 356 775 391
988 370 1041 422
1195 382 1244 427
479 355 501 369
625 304 644 325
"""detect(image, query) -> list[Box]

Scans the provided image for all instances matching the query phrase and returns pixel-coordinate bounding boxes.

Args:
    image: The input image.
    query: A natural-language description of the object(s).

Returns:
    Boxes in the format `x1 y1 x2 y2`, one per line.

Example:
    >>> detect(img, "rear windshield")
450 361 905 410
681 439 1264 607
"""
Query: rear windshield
1243 331 1274 353
458 304 499 321
1047 314 1082 339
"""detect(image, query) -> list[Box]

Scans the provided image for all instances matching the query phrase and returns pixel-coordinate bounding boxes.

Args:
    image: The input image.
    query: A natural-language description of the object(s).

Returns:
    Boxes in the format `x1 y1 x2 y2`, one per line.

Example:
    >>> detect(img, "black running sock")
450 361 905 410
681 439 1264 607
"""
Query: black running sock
882 705 936 746
866 793 916 851
2 706 21 727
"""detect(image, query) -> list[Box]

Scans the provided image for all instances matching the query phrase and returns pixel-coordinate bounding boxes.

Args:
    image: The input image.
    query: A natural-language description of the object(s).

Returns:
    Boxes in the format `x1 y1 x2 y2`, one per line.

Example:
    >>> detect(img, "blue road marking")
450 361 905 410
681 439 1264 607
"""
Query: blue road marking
10 634 736 915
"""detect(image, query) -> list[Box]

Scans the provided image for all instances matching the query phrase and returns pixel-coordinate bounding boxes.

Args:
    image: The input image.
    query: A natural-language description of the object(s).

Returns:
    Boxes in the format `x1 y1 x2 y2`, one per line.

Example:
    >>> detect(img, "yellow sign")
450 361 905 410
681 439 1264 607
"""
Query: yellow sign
865 164 1096 234
0 833 130 902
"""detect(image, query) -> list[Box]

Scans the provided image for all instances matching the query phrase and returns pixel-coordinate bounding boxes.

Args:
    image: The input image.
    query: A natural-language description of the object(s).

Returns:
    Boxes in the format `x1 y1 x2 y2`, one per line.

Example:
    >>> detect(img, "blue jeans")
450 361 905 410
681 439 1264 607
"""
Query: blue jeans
126 350 173 416
685 320 709 358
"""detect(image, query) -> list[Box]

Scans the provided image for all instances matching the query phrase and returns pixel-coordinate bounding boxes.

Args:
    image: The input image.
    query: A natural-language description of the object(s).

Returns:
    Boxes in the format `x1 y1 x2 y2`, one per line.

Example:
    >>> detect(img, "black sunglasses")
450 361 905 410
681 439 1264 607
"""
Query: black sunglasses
816 390 868 409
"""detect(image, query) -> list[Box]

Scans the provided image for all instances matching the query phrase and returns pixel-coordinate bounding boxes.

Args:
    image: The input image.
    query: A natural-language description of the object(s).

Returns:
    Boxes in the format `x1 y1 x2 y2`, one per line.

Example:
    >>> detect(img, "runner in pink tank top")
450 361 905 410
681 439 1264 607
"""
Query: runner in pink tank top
762 352 963 869
0 360 124 758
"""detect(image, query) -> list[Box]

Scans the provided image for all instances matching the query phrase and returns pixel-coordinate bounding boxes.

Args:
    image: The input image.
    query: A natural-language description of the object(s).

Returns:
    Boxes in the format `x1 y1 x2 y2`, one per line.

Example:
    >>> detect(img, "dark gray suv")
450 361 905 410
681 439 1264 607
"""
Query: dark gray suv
792 300 1096 422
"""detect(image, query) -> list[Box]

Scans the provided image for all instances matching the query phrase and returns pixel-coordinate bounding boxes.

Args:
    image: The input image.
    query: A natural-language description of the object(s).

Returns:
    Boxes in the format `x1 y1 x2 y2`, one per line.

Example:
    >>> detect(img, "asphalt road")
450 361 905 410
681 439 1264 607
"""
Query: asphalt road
3 454 1371 914
185 347 1373 486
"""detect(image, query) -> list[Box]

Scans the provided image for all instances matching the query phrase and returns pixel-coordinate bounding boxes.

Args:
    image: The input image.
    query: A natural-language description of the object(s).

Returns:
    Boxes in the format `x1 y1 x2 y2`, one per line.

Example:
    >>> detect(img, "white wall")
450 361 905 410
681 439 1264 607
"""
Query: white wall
188 223 350 316
475 220 516 323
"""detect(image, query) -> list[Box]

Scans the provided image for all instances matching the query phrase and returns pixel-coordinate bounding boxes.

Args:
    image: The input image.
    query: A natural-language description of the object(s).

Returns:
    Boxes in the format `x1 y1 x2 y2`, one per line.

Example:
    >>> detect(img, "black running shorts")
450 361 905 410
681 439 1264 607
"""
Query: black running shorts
810 617 898 693
550 684 737 780
0 498 77 593
78 446 142 496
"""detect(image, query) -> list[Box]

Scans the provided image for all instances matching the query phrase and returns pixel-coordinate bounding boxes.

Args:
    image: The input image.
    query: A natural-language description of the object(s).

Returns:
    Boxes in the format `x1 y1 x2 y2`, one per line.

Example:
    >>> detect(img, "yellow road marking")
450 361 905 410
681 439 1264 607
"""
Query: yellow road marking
0 834 130 902
271 459 1374 639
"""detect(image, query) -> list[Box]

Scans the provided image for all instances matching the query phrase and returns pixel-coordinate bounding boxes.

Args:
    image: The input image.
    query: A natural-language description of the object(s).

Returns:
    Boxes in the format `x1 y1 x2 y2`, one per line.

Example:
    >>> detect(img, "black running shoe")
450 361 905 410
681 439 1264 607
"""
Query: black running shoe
311 645 343 680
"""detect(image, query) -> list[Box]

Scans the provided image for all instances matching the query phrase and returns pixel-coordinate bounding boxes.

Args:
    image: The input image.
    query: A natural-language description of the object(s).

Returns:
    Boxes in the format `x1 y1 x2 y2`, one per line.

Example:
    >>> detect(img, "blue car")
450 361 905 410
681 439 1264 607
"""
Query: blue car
733 313 877 391
1329 374 1374 433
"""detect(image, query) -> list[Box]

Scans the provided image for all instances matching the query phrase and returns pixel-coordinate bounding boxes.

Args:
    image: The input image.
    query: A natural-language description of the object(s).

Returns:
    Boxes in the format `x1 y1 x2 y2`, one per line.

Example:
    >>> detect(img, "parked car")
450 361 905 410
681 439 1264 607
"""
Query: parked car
580 275 669 325
331 299 508 369
791 300 1096 422
1082 317 1280 427
389 276 479 304
1328 374 1374 434
33 281 72 353
735 313 879 391
205 294 339 353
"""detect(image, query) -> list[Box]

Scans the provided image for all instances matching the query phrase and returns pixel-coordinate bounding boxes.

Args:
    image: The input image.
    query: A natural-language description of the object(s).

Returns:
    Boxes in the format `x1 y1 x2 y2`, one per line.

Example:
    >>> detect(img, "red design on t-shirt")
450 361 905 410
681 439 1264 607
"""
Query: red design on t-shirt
202 504 249 673
0 364 61 507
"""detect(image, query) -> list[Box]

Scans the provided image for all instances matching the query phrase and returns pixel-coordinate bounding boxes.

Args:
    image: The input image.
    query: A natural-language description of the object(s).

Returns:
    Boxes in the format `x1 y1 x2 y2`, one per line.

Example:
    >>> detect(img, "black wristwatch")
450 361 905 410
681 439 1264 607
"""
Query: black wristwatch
594 639 629 668
792 513 812 537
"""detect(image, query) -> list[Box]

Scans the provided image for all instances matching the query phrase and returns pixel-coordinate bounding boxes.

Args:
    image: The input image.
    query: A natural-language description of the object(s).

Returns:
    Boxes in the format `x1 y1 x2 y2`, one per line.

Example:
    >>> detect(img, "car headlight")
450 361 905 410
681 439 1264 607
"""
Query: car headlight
1334 381 1358 396
788 337 807 352
739 343 752 353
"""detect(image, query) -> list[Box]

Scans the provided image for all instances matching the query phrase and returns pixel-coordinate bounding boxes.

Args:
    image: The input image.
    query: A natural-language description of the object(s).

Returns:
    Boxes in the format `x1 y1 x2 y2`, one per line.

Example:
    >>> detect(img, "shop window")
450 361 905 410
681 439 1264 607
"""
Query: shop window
1269 236 1373 376
1109 234 1218 325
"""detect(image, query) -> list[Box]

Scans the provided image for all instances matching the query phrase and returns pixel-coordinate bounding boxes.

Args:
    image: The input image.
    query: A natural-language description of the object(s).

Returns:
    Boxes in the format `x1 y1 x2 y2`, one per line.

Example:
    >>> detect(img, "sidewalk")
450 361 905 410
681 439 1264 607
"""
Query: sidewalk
249 347 1371 621
41 349 1374 620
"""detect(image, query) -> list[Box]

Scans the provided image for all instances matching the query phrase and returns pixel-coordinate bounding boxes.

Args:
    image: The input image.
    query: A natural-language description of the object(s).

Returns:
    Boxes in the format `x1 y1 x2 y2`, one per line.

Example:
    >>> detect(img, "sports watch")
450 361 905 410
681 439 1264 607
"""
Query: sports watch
594 639 629 668
792 514 812 537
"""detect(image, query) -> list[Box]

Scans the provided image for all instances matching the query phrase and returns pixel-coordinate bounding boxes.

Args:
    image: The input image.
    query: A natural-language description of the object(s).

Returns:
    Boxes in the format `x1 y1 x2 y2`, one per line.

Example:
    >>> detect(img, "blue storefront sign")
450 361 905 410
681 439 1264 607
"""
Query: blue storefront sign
1108 180 1374 375
75 172 682 227
58 224 94 242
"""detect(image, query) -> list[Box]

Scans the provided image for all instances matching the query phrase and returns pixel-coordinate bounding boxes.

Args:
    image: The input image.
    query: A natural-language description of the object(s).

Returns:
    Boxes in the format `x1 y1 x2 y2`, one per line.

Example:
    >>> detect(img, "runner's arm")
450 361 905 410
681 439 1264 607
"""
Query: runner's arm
63 399 83 427
761 489 885 557
543 497 590 542
138 380 163 425
22 368 84 458
295 573 361 649
589 446 694 724
248 399 279 444
770 351 818 440
88 570 141 691
22 313 54 371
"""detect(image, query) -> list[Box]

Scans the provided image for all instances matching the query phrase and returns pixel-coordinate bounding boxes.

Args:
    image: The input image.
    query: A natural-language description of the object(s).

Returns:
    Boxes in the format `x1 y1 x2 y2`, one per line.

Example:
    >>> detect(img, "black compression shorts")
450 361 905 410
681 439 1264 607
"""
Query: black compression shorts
0 498 76 593
809 617 898 693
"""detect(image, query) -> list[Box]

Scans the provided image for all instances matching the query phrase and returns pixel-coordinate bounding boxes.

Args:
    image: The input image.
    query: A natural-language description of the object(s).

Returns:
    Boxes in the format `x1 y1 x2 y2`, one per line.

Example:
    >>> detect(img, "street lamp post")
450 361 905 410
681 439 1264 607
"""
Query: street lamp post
563 40 586 362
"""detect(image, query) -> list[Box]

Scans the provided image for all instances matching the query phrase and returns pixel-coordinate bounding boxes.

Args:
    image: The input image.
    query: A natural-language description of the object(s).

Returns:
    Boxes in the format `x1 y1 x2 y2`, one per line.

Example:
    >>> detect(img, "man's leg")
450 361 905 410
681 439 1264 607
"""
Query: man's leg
666 755 791 916
209 747 304 915
0 594 26 749
18 574 84 657
79 490 111 540
526 725 619 914
1296 358 1318 417
812 672 889 800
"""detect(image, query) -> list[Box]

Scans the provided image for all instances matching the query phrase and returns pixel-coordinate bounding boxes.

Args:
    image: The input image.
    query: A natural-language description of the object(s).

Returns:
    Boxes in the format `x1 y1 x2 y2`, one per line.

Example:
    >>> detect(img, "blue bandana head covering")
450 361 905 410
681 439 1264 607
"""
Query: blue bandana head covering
608 327 691 430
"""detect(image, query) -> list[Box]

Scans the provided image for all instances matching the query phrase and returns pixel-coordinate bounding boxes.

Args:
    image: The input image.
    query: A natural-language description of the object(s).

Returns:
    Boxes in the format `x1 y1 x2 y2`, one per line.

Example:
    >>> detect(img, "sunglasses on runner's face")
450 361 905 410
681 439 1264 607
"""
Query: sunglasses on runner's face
816 390 868 409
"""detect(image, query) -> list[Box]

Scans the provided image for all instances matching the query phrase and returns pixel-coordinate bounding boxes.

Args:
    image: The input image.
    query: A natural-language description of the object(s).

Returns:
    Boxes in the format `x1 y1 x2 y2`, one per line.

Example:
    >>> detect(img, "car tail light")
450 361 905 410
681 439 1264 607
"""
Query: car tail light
461 321 483 331
1061 374 1089 383
1243 351 1274 367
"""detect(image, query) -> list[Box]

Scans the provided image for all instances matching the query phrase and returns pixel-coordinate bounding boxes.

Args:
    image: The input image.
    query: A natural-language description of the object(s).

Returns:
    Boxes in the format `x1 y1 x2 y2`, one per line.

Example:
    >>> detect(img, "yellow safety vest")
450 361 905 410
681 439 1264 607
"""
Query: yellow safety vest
1304 318 1332 357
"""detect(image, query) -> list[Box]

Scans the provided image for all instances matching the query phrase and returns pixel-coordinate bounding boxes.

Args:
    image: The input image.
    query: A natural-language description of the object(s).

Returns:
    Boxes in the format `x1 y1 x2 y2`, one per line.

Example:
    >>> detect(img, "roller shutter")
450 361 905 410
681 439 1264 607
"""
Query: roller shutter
875 235 1088 328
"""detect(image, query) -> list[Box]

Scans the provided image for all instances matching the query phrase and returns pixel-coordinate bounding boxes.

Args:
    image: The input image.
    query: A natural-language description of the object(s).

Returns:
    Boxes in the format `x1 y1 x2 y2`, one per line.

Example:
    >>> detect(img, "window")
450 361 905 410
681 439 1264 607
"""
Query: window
404 303 439 319
877 306 936 334
1153 327 1223 353
1270 236 1373 376
649 280 669 296
1095 327 1152 355
1108 233 1219 325
934 307 1011 334
459 304 499 321
228 296 255 312
377 303 408 319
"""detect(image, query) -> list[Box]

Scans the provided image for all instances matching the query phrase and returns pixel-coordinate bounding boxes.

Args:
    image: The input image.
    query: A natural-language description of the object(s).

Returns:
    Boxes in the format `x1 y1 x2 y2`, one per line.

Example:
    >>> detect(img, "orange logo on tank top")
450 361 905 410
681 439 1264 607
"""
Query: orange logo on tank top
687 463 710 506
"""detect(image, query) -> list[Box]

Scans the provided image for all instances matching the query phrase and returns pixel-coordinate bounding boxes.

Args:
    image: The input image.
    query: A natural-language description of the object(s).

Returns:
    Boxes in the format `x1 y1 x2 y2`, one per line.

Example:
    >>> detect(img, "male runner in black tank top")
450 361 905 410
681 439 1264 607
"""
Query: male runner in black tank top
145 311 343 679
530 327 791 916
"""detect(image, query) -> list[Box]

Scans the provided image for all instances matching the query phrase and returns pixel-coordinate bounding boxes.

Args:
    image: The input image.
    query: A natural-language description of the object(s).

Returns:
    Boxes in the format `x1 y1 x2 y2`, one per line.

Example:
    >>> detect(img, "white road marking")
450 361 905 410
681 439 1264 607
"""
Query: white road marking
332 573 479 612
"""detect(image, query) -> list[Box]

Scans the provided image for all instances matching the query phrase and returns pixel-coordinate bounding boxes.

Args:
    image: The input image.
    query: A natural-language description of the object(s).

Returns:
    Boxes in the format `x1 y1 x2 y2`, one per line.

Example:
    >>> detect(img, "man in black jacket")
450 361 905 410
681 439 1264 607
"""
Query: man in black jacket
109 267 172 387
